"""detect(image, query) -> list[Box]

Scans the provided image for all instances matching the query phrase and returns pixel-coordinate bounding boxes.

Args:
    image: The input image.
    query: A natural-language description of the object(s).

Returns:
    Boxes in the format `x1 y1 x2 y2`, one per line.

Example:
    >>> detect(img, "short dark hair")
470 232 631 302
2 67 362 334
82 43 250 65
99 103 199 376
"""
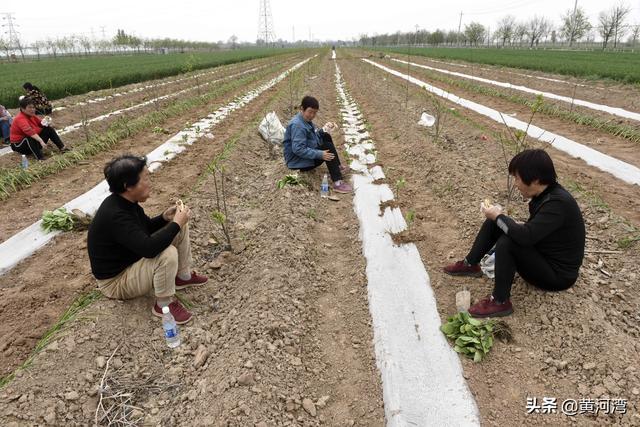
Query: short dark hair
104 155 147 194
508 149 557 185
23 82 34 91
19 97 35 110
301 96 319 111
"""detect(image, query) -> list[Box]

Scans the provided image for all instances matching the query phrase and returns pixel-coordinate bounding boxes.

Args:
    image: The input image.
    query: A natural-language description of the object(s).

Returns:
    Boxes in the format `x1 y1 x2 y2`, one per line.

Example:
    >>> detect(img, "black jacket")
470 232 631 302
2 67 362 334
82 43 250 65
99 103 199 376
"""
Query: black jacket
87 194 180 279
496 183 585 280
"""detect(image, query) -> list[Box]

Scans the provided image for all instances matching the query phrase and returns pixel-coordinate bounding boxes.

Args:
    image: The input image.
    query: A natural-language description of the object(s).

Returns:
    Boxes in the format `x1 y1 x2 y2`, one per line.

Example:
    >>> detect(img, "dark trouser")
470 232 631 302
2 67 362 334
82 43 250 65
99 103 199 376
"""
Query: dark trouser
11 127 65 160
36 106 53 115
466 219 575 302
298 133 343 182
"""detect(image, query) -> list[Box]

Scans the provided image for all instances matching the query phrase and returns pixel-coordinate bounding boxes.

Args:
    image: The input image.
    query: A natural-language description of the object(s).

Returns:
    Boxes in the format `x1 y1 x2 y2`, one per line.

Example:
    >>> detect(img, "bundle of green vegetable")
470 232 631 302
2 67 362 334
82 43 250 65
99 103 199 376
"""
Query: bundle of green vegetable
276 174 304 189
440 311 512 362
41 208 93 233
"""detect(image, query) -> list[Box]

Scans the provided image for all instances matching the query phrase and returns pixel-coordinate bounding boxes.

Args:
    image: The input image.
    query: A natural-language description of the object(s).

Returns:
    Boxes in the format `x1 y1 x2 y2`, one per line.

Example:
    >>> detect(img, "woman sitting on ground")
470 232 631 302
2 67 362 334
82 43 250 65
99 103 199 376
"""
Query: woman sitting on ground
0 104 12 144
23 82 53 115
283 95 352 193
443 149 585 317
9 97 68 160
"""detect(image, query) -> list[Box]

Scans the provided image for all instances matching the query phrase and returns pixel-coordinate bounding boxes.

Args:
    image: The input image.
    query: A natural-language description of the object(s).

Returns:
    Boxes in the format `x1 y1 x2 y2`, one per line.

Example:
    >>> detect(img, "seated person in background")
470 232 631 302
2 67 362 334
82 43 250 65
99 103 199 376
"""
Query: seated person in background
0 104 12 144
23 82 53 115
9 97 68 160
444 149 585 318
88 155 208 324
283 95 352 193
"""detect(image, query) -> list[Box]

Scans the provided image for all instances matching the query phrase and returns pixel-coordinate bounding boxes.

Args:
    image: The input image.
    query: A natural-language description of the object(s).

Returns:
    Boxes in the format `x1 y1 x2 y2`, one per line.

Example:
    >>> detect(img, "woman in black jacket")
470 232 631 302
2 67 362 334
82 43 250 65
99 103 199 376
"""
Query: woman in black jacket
444 149 586 317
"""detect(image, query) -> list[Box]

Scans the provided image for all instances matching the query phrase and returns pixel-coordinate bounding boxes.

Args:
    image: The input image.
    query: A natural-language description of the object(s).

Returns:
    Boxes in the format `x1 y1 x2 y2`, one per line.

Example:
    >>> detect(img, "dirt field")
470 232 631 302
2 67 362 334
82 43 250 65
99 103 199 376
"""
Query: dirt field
1 49 639 426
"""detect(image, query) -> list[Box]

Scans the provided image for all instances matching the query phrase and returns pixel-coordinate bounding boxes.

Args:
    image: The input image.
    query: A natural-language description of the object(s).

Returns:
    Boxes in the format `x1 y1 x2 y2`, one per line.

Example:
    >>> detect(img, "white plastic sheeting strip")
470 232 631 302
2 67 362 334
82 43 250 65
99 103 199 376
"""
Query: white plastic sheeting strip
52 60 254 112
0 57 314 276
0 65 267 157
392 58 640 122
365 59 640 186
423 57 592 88
335 62 480 426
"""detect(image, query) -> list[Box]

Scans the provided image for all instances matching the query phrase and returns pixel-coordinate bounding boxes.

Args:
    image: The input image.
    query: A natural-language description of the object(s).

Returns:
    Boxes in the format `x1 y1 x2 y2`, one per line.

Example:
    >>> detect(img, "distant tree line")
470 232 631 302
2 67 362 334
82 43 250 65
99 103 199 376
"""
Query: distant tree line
0 29 222 61
359 3 639 50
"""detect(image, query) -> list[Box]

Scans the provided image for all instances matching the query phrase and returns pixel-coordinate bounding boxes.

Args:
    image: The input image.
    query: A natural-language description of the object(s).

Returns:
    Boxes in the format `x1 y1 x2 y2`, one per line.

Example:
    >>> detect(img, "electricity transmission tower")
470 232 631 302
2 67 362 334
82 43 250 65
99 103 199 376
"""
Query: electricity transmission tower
257 0 277 46
1 13 23 59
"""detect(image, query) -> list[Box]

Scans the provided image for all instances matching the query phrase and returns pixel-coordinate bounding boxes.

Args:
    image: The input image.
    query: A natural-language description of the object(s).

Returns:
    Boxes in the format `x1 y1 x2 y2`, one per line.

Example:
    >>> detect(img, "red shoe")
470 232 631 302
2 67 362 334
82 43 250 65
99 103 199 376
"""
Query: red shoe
468 295 513 318
175 271 208 290
443 260 482 277
152 301 193 324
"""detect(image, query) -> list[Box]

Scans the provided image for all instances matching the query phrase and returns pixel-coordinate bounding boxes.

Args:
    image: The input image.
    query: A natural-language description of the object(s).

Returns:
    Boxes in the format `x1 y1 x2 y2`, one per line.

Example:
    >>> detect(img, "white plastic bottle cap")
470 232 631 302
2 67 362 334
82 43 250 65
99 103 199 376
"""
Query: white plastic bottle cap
161 306 170 314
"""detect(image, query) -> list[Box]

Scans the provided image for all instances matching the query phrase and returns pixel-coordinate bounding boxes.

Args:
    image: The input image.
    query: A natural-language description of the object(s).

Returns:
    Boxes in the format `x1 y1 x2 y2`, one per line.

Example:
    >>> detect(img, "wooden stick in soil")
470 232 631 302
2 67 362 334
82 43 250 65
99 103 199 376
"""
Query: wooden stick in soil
95 344 121 426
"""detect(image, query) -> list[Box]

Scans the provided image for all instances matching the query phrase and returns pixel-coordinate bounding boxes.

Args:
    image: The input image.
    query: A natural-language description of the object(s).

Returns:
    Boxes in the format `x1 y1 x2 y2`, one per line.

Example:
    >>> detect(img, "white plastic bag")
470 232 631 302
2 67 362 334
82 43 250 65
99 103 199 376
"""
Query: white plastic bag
258 112 285 145
480 252 495 279
418 112 435 127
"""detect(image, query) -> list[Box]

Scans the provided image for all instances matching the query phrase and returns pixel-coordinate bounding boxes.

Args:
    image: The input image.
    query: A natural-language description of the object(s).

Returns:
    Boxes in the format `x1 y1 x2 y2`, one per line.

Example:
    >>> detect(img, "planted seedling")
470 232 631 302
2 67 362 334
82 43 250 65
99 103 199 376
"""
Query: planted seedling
276 174 304 189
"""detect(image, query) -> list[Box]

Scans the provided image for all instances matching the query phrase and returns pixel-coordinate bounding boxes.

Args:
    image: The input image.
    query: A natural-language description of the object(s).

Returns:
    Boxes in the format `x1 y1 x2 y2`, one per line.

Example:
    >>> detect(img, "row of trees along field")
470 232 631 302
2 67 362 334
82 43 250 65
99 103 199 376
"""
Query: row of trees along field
360 4 639 49
0 29 226 61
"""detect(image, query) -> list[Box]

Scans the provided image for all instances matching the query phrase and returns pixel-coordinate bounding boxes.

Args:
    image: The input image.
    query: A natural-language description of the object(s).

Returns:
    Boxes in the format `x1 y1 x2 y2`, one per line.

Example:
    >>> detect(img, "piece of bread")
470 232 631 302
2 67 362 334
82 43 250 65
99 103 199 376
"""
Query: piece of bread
482 198 492 209
177 199 184 210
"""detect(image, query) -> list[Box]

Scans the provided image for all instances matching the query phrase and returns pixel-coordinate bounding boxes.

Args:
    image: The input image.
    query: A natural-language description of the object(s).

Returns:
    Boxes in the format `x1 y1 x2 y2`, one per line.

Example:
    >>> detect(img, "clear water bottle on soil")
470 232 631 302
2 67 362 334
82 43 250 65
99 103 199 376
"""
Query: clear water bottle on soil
320 174 329 198
161 306 180 348
21 154 29 170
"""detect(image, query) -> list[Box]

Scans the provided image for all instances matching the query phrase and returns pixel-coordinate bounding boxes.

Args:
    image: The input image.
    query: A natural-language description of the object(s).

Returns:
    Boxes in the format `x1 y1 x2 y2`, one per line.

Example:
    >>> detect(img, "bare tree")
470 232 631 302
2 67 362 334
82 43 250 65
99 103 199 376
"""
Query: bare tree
78 35 92 55
495 15 516 47
628 24 640 46
599 10 616 49
611 3 631 48
514 23 528 46
527 16 551 47
0 37 10 59
45 38 58 58
32 40 45 59
561 6 592 46
464 22 486 46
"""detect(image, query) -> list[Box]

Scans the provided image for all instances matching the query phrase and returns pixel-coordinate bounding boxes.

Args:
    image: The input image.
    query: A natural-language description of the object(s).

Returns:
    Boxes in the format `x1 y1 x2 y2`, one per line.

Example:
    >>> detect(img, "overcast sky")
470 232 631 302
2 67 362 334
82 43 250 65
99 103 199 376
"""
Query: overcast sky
4 0 640 43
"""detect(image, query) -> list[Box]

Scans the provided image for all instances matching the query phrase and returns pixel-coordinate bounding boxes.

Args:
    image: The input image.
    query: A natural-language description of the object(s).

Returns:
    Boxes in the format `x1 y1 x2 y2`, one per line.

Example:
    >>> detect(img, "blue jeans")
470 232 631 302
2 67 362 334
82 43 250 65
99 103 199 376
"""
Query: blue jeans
1 118 11 143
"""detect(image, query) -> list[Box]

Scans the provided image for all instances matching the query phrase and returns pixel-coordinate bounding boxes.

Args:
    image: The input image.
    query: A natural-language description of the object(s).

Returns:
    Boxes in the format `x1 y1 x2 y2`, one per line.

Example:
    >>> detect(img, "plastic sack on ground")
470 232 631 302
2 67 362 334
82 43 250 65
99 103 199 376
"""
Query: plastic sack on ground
258 112 285 145
418 112 435 127
480 252 495 279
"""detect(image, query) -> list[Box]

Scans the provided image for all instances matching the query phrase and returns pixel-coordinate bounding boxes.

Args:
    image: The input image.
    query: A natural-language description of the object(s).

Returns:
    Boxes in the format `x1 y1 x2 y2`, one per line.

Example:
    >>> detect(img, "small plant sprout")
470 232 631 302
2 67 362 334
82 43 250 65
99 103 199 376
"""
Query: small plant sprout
395 177 407 201
276 174 304 189
405 209 416 225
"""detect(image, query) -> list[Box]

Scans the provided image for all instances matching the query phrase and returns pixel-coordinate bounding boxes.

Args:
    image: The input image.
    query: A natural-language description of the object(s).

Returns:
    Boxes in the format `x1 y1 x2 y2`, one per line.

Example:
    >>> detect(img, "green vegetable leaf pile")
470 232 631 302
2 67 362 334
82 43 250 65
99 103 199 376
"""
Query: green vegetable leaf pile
276 174 304 189
440 311 497 363
41 208 75 233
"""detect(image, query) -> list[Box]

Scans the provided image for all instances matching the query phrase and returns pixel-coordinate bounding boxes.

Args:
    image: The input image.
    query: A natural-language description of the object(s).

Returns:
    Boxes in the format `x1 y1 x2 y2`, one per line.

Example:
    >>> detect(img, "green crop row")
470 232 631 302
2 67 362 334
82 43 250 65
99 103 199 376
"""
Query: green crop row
401 63 640 144
380 47 640 84
0 61 286 199
0 48 296 108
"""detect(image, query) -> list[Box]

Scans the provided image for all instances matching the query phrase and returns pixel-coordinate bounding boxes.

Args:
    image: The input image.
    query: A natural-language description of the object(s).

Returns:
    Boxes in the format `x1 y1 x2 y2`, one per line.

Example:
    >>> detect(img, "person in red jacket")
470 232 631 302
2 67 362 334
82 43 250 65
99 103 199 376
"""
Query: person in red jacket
10 96 68 160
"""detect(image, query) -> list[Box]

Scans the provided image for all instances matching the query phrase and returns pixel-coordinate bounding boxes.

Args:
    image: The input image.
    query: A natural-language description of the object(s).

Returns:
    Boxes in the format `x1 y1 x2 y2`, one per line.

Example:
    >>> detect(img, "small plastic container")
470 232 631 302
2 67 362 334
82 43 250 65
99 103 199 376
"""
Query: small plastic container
455 287 471 312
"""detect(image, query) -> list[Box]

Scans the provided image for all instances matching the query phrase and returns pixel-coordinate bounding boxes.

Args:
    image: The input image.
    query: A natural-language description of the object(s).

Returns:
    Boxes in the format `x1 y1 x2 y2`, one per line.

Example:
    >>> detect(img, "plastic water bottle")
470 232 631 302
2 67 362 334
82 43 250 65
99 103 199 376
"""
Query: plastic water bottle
320 174 329 198
20 155 29 170
161 306 180 348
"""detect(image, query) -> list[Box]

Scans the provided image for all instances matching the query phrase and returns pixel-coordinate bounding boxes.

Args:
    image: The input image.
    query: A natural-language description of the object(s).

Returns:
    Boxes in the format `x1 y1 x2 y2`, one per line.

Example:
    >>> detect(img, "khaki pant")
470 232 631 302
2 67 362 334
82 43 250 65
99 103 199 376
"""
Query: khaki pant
97 224 192 300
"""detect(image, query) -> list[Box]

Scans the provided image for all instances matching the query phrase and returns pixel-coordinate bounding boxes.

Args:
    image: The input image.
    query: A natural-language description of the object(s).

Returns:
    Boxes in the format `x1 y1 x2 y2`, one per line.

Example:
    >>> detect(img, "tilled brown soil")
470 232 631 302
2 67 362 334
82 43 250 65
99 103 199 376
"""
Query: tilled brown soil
0 54 301 171
0 59 300 242
337 52 640 426
373 55 640 173
2 49 640 427
388 53 640 112
0 53 385 426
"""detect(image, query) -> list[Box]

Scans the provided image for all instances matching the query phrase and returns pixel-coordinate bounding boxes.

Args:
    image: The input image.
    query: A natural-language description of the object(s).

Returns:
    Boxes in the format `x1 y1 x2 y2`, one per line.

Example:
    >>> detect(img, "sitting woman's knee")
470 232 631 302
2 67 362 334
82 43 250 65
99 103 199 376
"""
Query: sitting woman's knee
495 235 514 253
157 245 178 267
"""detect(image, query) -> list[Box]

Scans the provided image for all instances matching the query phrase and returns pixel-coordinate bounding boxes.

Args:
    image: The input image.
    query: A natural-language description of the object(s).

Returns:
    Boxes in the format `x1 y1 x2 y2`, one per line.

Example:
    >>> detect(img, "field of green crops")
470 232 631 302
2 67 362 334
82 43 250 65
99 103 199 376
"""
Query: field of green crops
381 47 640 84
0 48 291 108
